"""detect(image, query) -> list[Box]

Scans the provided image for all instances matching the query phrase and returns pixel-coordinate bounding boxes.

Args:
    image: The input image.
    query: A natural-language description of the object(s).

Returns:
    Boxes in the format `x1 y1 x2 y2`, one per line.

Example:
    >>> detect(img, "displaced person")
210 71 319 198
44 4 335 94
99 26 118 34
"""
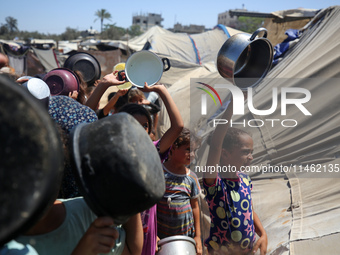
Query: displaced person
0 74 143 255
48 95 98 198
119 82 183 255
49 72 127 198
84 71 125 111
96 89 129 119
15 198 142 255
128 88 160 140
203 97 268 255
14 125 143 255
157 128 202 255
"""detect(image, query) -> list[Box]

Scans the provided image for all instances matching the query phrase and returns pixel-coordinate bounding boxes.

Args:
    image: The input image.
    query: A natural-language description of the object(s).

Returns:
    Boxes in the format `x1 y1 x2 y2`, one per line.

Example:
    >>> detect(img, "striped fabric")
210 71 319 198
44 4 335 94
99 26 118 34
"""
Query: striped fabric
157 165 201 239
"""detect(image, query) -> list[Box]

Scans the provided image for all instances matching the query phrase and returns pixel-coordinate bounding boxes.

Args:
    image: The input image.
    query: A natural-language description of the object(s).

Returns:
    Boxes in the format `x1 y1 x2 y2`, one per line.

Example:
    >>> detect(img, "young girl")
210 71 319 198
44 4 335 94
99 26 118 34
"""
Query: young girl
157 128 203 255
203 99 267 255
119 82 183 255
128 88 160 140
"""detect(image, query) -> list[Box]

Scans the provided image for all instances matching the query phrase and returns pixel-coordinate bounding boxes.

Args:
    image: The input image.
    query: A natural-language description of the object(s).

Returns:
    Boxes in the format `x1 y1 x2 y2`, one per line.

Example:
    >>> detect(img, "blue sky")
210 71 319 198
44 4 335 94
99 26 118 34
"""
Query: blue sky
0 0 338 34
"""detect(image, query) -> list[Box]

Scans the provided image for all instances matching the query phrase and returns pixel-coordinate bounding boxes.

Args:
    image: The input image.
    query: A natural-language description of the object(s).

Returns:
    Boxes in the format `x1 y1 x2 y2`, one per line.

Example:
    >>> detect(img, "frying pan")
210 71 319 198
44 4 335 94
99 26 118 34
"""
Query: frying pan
63 52 101 85
0 74 64 247
71 113 165 225
43 68 80 96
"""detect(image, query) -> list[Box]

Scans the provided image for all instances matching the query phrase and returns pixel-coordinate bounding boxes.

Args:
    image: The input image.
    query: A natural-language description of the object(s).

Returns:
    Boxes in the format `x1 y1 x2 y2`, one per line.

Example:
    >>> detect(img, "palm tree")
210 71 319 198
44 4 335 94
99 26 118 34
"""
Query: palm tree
5 16 18 33
94 9 112 33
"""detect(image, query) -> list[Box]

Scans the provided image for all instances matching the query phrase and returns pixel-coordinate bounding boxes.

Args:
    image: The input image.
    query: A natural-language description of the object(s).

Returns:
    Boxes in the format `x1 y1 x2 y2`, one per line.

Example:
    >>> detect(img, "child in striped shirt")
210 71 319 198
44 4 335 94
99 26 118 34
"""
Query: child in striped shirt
157 128 202 255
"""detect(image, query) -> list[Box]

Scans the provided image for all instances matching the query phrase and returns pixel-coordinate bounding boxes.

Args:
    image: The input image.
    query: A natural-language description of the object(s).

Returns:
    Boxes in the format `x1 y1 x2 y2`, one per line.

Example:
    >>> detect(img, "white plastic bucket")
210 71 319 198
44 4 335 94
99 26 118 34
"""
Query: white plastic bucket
125 50 170 88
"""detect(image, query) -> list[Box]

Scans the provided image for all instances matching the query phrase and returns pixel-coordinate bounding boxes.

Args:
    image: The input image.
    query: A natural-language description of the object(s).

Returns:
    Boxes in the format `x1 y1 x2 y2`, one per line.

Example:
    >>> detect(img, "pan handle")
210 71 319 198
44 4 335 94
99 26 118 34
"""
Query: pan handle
250 28 268 41
162 58 171 72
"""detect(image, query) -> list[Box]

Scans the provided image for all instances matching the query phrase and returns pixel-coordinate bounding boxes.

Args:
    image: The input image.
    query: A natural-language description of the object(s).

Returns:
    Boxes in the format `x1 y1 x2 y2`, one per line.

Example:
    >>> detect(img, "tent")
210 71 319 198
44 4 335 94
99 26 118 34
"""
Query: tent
155 5 340 255
0 39 60 77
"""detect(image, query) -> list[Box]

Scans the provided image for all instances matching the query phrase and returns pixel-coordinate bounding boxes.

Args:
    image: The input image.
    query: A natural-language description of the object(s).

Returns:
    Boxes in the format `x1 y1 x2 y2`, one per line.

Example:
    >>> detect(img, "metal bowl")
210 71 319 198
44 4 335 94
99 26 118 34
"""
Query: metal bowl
158 236 196 255
43 68 80 96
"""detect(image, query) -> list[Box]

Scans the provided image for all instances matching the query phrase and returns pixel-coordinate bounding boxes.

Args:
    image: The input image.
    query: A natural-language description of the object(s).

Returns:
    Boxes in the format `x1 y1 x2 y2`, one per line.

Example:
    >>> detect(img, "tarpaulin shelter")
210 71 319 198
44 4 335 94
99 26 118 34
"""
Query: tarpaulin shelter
0 39 59 77
154 5 340 255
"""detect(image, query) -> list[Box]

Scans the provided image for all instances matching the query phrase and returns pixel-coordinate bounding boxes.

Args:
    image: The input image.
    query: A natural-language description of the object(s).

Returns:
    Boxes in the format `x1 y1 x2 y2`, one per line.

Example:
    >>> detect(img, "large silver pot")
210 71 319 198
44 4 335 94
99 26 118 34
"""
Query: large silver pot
158 236 196 255
217 28 273 90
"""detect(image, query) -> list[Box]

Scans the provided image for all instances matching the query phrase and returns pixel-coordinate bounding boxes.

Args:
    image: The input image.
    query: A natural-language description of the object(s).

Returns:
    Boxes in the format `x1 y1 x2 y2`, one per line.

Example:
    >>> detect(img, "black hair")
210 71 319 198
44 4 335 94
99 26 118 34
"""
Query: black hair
118 103 153 134
222 127 251 152
108 92 128 111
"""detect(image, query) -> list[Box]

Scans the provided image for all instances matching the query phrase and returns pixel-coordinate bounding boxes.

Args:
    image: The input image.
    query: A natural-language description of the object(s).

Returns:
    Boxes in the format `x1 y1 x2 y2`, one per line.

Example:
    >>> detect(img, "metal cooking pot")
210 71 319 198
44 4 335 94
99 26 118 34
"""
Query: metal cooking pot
43 68 80 96
0 74 64 247
217 28 273 90
125 50 170 88
71 113 165 225
63 52 101 85
158 236 196 255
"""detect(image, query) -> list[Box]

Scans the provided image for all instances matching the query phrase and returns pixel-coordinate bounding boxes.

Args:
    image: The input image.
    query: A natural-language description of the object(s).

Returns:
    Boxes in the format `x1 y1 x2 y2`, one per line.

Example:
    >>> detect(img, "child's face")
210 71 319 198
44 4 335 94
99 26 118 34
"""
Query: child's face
133 114 149 134
130 96 144 104
222 134 253 171
171 143 191 166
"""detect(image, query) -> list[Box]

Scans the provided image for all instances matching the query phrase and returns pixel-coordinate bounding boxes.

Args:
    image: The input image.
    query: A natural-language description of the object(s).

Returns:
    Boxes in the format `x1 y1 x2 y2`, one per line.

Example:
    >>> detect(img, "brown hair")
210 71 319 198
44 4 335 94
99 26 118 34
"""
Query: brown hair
128 88 145 103
173 127 201 149
74 70 87 105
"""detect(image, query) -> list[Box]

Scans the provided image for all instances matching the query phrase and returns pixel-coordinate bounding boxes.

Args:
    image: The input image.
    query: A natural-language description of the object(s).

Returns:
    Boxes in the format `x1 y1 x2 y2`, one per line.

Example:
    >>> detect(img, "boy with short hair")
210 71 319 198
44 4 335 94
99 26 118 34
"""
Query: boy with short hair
203 98 268 255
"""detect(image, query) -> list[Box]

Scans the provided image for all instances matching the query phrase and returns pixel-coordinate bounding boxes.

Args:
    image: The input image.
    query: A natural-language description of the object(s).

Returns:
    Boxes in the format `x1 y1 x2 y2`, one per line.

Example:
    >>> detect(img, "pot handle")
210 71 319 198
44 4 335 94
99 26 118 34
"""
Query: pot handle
162 58 171 72
250 28 268 41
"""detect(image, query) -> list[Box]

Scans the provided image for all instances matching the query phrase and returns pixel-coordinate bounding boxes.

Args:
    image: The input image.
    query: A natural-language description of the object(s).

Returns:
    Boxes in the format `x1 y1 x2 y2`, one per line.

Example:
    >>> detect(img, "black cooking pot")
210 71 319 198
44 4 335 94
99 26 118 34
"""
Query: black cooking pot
71 113 165 225
0 75 64 247
63 52 101 85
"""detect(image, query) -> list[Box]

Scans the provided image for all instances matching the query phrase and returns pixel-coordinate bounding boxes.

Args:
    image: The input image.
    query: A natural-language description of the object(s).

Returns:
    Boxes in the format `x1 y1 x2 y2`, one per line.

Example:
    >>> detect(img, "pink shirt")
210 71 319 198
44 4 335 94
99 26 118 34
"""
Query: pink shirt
141 205 157 255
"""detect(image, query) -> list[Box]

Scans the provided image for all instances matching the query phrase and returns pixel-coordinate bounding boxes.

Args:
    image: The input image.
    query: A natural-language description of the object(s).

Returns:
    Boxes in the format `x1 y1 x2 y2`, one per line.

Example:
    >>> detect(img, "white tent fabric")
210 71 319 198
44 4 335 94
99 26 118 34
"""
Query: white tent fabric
148 25 243 65
127 25 173 52
155 5 340 255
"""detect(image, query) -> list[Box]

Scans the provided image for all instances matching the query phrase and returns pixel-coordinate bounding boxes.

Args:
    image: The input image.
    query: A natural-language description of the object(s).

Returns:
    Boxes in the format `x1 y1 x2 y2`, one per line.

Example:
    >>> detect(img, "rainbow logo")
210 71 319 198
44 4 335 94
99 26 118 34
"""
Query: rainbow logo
196 82 222 106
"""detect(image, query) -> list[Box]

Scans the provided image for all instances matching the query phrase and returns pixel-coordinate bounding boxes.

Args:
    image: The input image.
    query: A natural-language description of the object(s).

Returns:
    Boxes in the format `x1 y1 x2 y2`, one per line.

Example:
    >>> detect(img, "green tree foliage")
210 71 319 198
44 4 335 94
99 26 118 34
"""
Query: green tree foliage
5 16 18 33
94 9 112 33
60 27 81 41
0 15 142 41
236 17 265 33
128 25 142 37
0 24 9 38
101 24 125 40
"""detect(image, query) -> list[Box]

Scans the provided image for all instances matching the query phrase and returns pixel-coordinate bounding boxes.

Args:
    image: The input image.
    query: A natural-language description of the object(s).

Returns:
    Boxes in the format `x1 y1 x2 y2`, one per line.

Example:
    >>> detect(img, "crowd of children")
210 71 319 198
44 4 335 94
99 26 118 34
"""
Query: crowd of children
1 53 268 255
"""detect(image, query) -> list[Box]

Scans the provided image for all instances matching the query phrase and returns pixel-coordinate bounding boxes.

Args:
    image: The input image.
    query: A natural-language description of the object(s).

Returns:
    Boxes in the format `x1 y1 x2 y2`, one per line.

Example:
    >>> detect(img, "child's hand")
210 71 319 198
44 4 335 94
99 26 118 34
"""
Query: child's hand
117 88 129 96
139 82 163 93
100 72 126 87
194 236 202 255
72 216 119 255
252 233 268 255
93 79 101 87
140 98 151 105
69 90 79 100
155 236 160 252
